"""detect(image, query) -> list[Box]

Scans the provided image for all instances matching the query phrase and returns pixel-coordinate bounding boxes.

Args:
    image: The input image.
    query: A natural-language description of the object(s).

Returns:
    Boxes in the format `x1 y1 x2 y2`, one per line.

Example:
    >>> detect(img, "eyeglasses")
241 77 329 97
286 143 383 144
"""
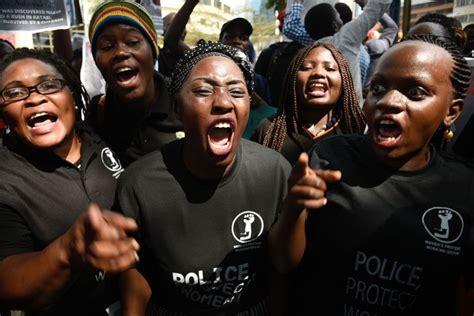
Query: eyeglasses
0 79 66 106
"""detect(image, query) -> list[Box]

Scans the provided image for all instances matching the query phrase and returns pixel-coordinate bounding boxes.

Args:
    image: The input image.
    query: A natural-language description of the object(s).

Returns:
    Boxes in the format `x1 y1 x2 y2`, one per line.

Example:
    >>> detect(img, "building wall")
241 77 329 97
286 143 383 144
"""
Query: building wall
161 0 234 42
453 0 474 26
398 0 455 35
405 1 454 26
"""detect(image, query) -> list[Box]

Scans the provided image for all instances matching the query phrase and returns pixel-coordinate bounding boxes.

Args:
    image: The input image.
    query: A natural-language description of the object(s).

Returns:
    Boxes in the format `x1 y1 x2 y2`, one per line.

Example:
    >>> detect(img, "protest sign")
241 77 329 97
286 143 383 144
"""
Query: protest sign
0 0 69 32
138 0 163 35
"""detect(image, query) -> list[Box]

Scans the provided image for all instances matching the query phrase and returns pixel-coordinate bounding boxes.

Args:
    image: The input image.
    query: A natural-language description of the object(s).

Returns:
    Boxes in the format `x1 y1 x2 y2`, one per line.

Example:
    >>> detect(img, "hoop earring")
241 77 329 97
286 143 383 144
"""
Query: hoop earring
443 128 454 140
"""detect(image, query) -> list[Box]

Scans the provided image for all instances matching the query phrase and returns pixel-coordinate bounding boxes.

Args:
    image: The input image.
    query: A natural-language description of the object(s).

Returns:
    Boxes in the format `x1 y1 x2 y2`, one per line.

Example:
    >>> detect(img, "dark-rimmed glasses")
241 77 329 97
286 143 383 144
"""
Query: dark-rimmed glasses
0 79 66 106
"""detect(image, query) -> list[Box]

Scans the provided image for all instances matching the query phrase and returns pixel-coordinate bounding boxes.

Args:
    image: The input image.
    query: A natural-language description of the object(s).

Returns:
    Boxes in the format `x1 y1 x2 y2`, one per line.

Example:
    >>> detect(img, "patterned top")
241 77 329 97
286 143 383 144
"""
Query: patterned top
283 3 314 46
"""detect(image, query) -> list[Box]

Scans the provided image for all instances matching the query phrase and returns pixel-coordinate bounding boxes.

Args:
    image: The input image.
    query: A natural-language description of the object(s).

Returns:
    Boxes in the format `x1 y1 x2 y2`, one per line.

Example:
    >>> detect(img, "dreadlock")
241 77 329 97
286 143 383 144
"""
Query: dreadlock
262 42 366 152
403 34 470 100
0 48 89 119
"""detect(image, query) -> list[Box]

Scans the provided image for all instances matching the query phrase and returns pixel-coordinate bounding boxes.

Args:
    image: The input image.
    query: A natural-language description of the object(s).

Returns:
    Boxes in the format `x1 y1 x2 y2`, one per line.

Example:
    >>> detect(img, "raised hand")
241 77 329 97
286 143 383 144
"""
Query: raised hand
286 152 341 215
62 203 139 273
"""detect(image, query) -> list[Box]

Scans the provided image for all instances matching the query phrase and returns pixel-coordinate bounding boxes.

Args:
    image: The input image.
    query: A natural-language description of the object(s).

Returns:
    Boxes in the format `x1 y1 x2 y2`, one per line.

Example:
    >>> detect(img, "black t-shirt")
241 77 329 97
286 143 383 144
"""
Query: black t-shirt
252 117 342 166
86 71 184 167
117 139 291 315
0 127 124 316
289 134 474 315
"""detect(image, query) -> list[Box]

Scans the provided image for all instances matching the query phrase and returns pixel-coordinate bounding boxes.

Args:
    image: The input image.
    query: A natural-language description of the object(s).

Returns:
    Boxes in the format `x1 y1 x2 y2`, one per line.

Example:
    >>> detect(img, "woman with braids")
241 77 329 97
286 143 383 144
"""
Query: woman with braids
270 35 474 315
116 40 291 316
252 42 366 165
0 48 140 315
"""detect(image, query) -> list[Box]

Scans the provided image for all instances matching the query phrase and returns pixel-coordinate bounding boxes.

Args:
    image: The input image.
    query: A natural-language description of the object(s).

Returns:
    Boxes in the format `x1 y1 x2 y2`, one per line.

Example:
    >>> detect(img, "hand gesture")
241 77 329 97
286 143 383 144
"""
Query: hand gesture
286 153 341 215
63 203 139 273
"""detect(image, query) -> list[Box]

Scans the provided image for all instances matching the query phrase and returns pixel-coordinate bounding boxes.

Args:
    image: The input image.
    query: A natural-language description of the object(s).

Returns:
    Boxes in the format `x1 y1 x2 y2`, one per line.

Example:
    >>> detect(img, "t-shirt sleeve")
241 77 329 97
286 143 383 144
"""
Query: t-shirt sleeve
114 174 142 232
250 118 272 144
0 203 34 261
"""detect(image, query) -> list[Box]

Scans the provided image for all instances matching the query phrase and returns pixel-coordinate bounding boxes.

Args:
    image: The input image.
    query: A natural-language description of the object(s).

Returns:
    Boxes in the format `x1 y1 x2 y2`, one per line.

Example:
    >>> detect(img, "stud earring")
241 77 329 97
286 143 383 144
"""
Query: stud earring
443 128 454 140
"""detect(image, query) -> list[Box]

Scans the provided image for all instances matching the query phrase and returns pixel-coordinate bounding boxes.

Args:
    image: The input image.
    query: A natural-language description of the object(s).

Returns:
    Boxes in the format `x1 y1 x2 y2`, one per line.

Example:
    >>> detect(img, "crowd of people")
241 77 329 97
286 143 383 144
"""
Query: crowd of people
0 0 473 315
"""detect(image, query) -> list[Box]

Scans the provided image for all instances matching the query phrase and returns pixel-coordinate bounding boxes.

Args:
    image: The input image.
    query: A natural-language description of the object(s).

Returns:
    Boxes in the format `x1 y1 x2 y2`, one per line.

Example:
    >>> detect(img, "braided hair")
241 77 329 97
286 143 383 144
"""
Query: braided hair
262 42 366 152
0 48 89 119
403 34 470 100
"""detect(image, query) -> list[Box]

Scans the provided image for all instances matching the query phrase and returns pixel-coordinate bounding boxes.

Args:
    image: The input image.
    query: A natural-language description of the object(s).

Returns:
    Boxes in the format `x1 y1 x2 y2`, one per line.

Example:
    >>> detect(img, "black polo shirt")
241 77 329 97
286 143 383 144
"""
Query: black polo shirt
0 126 124 315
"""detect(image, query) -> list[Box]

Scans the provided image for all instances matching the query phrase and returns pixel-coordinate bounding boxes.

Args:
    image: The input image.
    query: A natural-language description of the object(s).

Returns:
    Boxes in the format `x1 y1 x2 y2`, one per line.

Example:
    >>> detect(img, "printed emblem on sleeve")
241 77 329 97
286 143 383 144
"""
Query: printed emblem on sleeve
231 211 264 244
101 147 124 178
422 207 463 256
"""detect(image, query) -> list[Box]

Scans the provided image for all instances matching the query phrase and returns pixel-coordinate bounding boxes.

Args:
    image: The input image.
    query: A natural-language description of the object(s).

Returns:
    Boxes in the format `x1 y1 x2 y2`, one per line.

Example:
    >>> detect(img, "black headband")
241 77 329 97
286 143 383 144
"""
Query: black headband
168 39 254 97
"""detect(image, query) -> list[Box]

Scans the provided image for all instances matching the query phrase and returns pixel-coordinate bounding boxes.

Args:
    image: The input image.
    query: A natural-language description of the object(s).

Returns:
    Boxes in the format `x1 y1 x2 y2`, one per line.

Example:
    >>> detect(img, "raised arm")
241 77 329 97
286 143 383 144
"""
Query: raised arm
335 0 392 49
0 203 138 311
364 14 398 56
282 0 314 46
379 13 398 46
268 153 341 273
163 0 199 56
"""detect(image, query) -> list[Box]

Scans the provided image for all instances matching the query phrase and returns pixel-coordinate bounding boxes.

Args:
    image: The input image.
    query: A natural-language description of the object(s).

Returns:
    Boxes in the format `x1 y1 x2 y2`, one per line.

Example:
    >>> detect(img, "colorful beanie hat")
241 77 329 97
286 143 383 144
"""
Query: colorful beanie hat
89 0 159 59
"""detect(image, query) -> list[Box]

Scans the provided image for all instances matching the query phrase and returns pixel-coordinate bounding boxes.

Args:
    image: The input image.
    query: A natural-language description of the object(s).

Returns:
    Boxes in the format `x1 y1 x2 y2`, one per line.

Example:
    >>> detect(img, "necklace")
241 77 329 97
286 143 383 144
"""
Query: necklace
302 115 340 140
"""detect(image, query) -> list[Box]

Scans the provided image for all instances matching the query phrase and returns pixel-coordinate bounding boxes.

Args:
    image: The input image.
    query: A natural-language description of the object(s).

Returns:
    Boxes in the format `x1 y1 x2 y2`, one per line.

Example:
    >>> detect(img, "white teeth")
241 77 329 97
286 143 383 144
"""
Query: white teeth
380 120 395 125
117 67 132 73
310 82 326 88
377 135 397 141
30 112 48 120
215 122 231 128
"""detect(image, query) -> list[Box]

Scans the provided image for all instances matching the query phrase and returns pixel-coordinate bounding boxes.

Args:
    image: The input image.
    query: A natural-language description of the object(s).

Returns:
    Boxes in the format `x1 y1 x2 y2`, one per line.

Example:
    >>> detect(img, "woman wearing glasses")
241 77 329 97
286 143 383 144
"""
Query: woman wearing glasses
0 48 139 316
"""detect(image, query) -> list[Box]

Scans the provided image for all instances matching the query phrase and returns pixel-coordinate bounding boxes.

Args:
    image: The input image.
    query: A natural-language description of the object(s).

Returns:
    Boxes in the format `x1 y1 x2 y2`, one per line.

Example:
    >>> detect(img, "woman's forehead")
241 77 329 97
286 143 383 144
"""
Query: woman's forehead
378 42 451 74
1 58 61 84
189 56 244 80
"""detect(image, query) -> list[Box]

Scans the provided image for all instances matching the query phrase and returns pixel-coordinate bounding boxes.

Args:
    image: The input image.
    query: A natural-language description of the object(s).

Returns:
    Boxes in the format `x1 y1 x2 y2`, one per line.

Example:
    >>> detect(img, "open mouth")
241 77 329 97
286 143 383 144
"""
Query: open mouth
115 67 138 86
27 112 58 129
208 121 234 156
375 119 402 145
307 81 328 97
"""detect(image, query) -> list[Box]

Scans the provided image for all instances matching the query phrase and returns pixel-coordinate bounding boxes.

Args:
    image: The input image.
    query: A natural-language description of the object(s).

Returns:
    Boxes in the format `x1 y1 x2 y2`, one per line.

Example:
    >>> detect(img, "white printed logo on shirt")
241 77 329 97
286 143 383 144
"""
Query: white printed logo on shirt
101 147 124 178
422 207 464 244
231 211 264 244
